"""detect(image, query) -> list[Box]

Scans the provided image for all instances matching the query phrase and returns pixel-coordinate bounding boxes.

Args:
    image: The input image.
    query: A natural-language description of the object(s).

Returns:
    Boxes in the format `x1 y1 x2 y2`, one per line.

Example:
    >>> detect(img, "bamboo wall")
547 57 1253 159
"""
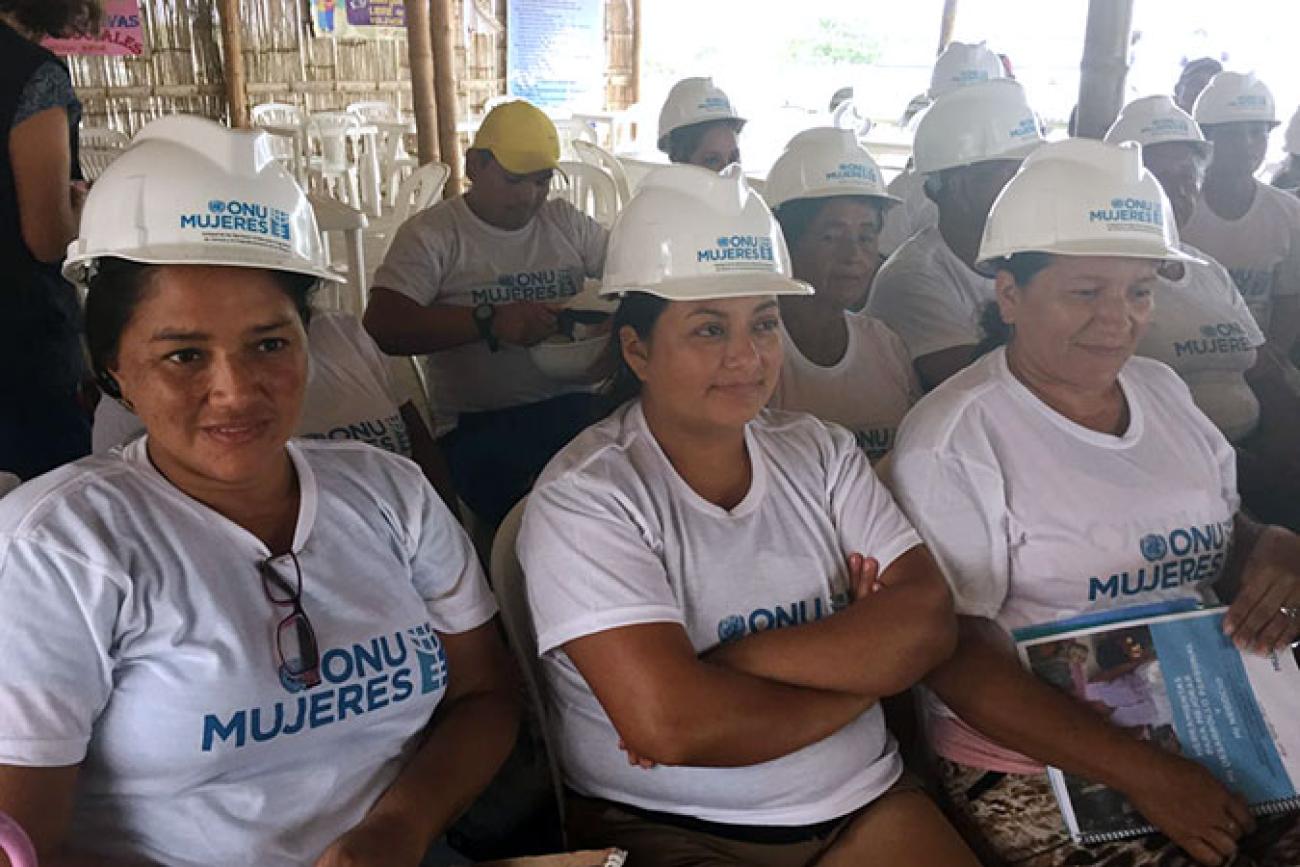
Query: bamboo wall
68 0 633 136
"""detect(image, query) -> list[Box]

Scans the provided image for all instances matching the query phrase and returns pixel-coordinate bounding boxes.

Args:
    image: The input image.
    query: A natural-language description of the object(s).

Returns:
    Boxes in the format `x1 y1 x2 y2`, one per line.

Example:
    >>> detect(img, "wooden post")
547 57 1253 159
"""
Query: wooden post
431 0 464 196
216 0 249 128
1076 0 1135 139
406 0 441 164
937 0 959 55
631 0 642 106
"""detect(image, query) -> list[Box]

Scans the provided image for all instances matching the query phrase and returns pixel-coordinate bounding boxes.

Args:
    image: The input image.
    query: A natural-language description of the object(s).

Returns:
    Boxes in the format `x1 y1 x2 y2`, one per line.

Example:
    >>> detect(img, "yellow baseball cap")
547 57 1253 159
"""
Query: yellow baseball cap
471 100 561 175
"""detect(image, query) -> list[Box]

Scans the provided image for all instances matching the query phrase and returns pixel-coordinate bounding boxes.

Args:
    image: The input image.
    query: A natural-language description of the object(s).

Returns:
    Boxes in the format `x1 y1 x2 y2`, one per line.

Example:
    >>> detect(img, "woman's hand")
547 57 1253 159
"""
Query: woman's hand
846 553 883 601
313 813 427 867
1119 750 1254 866
1224 525 1300 654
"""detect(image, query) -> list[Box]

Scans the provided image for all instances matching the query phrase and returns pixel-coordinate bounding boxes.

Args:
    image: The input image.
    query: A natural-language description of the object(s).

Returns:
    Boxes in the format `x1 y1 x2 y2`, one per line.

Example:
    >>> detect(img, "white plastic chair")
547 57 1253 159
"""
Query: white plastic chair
348 101 417 205
571 140 631 211
308 112 362 208
369 162 451 263
552 117 598 161
308 192 368 315
489 498 570 830
550 161 618 228
251 102 307 181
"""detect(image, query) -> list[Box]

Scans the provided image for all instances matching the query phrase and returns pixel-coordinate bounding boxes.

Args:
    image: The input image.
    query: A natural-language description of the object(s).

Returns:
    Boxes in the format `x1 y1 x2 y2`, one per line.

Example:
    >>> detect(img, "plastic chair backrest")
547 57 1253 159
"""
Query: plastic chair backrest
489 498 569 827
0 811 37 867
251 102 304 128
550 161 618 228
390 162 450 228
79 125 128 151
571 140 631 210
347 100 399 124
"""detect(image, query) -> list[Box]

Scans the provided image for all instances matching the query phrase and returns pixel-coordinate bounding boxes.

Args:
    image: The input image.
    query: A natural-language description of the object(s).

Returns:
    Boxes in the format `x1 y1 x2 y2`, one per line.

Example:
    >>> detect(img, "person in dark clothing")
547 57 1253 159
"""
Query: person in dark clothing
0 0 101 480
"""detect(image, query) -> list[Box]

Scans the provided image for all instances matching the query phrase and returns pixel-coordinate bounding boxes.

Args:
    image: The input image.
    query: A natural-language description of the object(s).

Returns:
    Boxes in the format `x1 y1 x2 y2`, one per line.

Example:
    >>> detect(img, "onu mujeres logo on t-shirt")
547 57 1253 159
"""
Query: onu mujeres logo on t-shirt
1087 521 1232 603
469 269 581 305
200 622 446 752
716 591 851 644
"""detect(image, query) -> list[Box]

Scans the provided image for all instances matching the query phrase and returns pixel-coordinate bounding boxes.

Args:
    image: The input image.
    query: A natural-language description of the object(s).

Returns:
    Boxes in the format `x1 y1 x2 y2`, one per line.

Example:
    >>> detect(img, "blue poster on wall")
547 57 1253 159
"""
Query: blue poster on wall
507 0 605 110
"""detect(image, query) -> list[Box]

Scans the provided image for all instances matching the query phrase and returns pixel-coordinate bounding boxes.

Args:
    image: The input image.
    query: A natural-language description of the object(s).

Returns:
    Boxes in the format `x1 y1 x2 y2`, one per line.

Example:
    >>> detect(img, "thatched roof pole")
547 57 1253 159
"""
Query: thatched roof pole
937 0 960 54
407 0 441 164
1076 0 1134 138
216 0 249 128
631 0 642 105
431 0 464 195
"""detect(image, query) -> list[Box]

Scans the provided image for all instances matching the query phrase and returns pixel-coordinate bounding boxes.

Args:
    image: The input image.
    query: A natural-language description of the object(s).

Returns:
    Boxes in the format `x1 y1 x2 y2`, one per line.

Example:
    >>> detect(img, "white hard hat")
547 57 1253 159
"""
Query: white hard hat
65 115 340 286
764 128 900 210
1284 106 1300 155
977 138 1202 273
600 164 812 301
1105 95 1209 151
1192 71 1279 127
529 334 610 383
929 41 1005 99
913 79 1044 175
657 77 746 153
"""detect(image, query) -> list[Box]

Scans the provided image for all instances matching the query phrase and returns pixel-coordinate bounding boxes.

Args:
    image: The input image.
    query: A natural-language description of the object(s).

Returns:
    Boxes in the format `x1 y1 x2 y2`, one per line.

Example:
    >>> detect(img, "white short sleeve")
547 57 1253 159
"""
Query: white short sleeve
561 202 610 278
868 267 984 360
407 480 498 633
824 427 923 571
0 540 120 765
520 477 683 656
373 212 448 307
886 451 1010 619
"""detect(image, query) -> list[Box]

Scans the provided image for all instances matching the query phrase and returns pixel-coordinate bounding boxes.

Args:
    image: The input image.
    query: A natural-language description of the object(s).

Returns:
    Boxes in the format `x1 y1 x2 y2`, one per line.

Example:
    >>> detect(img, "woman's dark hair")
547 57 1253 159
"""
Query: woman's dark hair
774 195 883 251
0 0 102 38
599 291 669 414
667 119 743 165
974 251 1055 356
84 258 317 398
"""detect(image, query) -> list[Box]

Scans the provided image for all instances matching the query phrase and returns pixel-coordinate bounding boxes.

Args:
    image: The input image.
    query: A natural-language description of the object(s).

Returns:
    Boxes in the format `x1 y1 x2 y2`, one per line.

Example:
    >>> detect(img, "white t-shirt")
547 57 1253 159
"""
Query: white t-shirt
0 439 496 867
770 313 921 462
1182 180 1300 333
878 168 936 256
520 402 920 826
1137 243 1266 442
94 311 413 457
374 196 609 433
866 226 996 360
887 348 1236 635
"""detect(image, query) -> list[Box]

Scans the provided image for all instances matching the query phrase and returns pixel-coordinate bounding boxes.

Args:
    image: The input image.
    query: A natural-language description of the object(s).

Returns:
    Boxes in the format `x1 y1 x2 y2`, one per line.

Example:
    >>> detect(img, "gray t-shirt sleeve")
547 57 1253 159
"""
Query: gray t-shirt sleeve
372 212 448 307
13 61 77 129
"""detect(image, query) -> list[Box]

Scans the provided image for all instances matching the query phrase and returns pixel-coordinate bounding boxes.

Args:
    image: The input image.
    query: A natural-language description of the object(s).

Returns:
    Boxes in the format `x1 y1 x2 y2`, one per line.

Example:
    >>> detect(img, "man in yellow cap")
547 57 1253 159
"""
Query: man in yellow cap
365 99 608 526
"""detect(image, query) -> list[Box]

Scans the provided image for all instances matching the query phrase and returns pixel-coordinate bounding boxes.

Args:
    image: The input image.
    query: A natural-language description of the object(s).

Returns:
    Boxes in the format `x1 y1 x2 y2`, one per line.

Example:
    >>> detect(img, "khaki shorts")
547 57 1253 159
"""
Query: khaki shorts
564 773 924 867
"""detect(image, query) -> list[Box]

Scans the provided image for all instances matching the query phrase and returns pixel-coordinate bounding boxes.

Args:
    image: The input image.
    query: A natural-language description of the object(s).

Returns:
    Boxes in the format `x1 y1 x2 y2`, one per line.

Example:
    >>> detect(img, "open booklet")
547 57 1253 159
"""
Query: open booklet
1013 603 1300 844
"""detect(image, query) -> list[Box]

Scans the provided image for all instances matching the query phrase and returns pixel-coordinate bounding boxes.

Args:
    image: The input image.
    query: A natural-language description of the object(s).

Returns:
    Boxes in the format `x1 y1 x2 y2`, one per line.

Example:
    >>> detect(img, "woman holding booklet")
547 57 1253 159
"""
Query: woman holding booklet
888 138 1300 866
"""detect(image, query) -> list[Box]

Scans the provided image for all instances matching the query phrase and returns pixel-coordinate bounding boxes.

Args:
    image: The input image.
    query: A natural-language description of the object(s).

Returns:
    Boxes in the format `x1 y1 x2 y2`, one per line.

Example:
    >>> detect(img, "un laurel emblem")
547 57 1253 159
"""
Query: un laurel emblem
717 615 746 643
1140 534 1168 563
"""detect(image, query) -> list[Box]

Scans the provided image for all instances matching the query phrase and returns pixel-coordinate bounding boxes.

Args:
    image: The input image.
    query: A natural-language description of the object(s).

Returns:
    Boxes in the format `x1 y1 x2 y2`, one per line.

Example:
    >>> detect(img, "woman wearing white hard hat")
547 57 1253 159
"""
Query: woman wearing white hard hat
889 138 1300 866
1108 95 1300 530
0 116 518 866
868 78 1045 390
1270 105 1300 192
657 76 745 171
765 128 920 463
520 164 978 866
1184 72 1300 360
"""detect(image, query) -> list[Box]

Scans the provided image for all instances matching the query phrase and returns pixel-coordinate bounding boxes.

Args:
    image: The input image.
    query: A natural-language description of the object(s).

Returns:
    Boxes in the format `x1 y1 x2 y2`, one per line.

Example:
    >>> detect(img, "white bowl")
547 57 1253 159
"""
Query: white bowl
529 334 611 383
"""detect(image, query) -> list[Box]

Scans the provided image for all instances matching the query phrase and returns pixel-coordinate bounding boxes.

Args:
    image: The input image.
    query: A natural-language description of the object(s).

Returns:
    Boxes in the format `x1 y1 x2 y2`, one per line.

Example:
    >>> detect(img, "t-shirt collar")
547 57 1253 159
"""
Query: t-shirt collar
455 195 535 239
994 347 1145 449
630 400 768 518
120 437 320 555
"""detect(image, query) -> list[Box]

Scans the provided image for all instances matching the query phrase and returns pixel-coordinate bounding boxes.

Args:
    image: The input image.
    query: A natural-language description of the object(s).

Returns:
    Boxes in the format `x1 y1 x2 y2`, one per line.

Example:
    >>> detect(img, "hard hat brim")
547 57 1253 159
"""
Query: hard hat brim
63 243 345 287
770 187 902 210
975 240 1204 277
599 271 813 301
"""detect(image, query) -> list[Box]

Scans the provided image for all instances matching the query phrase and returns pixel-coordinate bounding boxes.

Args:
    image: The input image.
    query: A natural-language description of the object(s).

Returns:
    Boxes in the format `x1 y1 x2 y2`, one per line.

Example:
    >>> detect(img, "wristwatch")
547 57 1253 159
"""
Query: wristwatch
473 303 499 352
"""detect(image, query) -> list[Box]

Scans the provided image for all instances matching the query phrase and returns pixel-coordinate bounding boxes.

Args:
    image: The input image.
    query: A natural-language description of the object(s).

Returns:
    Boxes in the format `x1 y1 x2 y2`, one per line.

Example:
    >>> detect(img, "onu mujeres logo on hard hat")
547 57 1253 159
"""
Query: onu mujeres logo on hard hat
180 199 293 242
1088 196 1164 230
696 234 775 267
825 161 880 184
1142 117 1193 136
